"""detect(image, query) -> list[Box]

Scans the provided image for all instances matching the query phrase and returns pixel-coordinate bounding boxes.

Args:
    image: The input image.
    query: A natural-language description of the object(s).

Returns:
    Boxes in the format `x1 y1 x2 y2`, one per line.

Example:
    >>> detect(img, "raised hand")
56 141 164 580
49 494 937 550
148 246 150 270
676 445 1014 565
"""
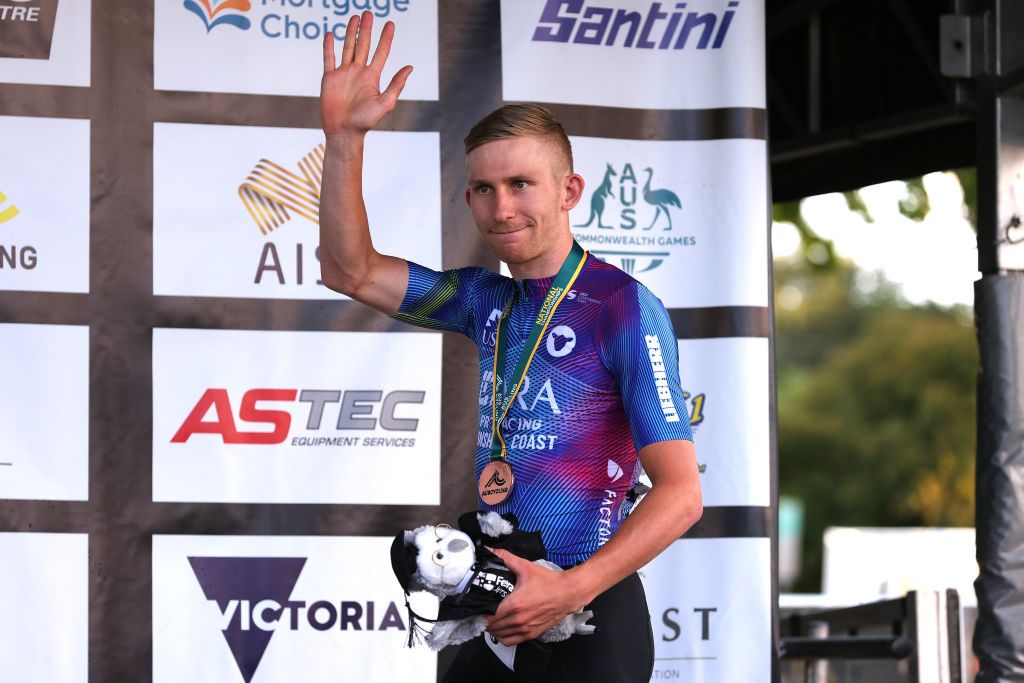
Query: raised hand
320 11 413 139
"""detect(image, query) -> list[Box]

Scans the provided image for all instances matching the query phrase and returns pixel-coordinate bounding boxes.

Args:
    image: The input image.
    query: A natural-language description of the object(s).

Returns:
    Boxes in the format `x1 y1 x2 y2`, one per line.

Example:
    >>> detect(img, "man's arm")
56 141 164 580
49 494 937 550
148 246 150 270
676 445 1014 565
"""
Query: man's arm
485 438 702 645
319 11 413 315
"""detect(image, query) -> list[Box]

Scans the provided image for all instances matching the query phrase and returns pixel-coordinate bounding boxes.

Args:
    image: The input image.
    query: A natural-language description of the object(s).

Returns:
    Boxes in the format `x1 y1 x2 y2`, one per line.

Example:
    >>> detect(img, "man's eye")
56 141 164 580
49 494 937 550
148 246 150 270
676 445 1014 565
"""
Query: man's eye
513 180 528 190
477 185 492 194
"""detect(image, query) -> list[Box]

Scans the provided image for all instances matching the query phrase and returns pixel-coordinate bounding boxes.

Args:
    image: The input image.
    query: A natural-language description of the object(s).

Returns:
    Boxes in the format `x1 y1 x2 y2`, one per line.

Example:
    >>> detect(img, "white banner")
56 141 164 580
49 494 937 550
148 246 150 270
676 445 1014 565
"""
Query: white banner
154 0 438 100
501 0 765 110
642 538 771 682
0 533 88 683
0 115 89 294
0 0 90 87
679 337 769 506
569 136 768 308
153 123 441 300
153 328 442 504
0 323 88 501
153 534 437 683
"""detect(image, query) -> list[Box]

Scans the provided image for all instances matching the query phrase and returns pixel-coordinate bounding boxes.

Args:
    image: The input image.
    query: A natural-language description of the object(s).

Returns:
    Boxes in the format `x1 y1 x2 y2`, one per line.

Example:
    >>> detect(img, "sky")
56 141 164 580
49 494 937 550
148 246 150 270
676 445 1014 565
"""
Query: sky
771 171 979 308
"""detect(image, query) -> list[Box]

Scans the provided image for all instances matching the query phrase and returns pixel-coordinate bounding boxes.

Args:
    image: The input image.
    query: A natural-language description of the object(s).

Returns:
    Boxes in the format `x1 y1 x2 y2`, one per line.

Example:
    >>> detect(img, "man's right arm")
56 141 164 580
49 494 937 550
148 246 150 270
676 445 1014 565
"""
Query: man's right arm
318 12 413 315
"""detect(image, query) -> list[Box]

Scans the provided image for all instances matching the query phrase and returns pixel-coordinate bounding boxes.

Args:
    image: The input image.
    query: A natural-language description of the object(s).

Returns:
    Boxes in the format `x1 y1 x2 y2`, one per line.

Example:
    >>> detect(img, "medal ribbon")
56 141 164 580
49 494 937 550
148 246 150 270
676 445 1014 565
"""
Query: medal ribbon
489 240 587 462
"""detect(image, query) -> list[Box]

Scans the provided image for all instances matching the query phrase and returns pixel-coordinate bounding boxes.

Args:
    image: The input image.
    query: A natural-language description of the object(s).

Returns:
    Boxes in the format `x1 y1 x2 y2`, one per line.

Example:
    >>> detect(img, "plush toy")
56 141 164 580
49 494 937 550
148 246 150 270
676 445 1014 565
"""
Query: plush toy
390 511 596 655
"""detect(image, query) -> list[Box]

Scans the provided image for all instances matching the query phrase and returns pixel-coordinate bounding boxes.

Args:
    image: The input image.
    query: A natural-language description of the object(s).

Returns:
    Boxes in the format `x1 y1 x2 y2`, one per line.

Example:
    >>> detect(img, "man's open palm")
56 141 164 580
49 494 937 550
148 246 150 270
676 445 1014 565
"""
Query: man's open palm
321 11 413 138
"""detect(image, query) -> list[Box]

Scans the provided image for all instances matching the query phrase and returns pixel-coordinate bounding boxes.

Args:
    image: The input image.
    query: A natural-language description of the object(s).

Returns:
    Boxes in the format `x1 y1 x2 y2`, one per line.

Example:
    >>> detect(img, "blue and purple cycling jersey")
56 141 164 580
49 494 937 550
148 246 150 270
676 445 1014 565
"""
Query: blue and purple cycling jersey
394 253 692 566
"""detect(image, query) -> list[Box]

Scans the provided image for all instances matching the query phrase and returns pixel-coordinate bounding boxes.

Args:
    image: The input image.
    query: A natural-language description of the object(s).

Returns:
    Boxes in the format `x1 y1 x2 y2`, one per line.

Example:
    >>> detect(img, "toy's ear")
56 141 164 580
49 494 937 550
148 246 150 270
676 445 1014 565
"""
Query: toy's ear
390 531 419 593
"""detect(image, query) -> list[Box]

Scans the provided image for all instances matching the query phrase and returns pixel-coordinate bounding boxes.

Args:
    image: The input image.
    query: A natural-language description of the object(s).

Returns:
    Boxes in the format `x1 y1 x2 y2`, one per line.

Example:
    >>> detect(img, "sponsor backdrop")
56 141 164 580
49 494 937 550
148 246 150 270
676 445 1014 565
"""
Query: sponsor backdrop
0 1 775 682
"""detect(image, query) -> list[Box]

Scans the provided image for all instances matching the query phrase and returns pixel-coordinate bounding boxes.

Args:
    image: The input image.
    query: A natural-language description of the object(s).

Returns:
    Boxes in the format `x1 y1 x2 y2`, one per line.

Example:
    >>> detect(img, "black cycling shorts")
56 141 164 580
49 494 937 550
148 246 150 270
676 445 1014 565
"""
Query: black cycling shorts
441 572 655 683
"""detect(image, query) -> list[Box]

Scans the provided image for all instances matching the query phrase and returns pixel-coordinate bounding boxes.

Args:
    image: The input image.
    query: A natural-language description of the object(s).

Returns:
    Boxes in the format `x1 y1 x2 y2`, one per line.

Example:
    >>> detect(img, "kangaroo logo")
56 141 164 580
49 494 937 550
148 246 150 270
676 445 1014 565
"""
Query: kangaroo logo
575 163 616 229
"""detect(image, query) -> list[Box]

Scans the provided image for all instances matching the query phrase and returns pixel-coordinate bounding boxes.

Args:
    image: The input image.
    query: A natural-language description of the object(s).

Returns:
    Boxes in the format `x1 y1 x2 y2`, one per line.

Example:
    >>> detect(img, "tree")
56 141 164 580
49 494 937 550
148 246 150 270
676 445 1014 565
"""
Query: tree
774 259 976 593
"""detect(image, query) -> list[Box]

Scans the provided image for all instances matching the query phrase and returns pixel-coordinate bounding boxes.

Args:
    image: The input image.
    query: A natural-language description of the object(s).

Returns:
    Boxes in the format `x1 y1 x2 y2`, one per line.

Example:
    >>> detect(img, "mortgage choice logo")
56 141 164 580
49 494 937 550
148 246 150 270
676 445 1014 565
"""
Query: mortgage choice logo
156 0 438 98
641 538 771 682
153 328 441 504
153 123 441 299
154 536 436 683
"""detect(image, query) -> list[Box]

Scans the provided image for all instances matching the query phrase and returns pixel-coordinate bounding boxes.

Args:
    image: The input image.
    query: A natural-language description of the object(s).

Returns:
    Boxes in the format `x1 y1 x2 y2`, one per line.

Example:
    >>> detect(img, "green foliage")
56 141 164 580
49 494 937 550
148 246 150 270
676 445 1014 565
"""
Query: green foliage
775 259 977 593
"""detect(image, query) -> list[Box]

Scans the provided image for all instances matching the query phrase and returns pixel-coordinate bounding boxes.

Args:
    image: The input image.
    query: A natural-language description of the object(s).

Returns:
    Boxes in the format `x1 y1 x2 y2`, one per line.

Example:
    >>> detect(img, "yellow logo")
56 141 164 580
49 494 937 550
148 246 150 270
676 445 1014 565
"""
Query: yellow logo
238 144 324 236
0 189 20 223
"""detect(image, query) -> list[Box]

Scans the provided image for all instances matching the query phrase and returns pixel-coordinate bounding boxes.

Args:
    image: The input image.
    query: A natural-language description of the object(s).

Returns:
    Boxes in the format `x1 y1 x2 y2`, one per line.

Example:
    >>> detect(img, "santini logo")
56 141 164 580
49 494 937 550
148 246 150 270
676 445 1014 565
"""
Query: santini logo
189 556 406 683
185 0 252 33
0 189 20 224
533 0 740 51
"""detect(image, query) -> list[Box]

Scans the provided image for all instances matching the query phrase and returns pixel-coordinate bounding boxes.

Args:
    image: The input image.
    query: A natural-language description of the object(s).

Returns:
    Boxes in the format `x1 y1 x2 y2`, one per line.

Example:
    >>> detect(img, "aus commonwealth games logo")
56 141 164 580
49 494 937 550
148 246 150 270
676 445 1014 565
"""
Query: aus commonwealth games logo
573 162 696 275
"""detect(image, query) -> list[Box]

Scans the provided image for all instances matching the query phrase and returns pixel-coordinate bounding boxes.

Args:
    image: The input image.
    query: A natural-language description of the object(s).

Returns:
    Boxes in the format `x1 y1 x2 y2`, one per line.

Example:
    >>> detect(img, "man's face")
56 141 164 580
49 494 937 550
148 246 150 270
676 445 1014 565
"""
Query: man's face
465 135 583 268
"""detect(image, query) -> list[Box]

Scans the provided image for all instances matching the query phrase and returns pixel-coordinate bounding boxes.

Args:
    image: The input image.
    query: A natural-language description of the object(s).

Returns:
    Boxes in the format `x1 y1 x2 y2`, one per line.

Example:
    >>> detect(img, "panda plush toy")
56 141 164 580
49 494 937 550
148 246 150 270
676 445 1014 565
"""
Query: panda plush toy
390 510 596 671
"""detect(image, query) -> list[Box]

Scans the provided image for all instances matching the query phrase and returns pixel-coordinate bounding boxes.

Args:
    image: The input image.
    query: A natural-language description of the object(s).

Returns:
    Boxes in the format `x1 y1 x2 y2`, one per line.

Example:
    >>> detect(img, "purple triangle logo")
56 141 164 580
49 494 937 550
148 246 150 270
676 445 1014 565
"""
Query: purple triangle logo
189 556 307 683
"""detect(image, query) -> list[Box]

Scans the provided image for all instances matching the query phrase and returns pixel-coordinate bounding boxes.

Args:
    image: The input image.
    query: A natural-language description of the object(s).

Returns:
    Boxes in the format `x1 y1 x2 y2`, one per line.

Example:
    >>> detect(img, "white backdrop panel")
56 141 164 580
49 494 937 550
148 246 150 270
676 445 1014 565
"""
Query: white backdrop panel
0 533 88 683
154 0 438 99
0 0 91 86
0 323 88 501
501 0 765 110
0 115 90 293
569 136 769 308
679 337 770 506
153 328 442 504
153 534 437 683
153 123 441 299
642 538 771 682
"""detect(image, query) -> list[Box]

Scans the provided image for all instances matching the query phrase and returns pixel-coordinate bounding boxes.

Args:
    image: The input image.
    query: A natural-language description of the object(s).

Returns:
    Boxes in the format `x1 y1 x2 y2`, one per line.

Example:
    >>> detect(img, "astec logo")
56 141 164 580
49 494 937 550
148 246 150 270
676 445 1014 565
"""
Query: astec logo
190 556 406 683
184 0 252 33
171 387 425 447
533 0 740 51
573 162 695 275
239 145 332 288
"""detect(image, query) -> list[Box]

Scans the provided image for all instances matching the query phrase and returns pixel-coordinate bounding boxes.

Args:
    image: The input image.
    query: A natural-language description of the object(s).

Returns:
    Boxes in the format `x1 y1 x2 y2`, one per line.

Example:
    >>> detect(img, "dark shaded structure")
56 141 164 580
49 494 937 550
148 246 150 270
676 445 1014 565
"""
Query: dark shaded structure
768 2 1024 680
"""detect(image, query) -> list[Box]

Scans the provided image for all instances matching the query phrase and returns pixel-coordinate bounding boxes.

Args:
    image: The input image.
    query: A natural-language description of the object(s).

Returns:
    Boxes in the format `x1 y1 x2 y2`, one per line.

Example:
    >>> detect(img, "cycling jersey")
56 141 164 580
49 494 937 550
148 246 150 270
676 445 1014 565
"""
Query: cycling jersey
394 253 693 567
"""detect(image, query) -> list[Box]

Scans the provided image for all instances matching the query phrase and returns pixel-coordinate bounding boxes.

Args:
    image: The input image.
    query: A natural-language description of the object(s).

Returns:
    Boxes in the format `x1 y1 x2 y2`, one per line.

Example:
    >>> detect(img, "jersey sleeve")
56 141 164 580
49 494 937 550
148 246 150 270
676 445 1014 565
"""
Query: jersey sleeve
391 260 482 339
597 281 693 451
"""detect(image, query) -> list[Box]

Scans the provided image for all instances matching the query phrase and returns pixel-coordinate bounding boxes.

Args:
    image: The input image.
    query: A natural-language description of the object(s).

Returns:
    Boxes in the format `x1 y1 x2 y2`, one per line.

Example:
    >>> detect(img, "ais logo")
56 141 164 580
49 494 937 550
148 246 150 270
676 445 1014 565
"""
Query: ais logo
533 0 739 51
171 387 425 445
573 162 695 275
237 145 335 288
184 0 252 33
190 556 406 683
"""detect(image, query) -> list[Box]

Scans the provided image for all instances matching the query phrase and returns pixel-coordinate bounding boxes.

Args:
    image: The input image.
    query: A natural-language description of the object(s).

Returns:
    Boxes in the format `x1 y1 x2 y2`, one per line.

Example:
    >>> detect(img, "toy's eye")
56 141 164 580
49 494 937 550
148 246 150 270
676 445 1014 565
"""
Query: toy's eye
432 550 448 566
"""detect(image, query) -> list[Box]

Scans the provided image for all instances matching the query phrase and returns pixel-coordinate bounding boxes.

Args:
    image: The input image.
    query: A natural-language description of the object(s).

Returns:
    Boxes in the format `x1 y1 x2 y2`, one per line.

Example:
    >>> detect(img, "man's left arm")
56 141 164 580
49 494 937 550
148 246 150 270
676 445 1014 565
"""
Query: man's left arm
485 438 702 645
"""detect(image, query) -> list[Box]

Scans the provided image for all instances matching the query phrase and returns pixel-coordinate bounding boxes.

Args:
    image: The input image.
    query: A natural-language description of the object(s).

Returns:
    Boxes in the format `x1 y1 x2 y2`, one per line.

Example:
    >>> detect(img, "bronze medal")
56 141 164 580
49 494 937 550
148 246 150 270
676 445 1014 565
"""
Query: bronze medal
478 460 515 506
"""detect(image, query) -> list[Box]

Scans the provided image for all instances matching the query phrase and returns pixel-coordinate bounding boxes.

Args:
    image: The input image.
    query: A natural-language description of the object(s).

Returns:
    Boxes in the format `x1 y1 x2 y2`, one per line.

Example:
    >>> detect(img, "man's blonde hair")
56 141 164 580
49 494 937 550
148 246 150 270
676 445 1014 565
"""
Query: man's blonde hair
464 103 574 173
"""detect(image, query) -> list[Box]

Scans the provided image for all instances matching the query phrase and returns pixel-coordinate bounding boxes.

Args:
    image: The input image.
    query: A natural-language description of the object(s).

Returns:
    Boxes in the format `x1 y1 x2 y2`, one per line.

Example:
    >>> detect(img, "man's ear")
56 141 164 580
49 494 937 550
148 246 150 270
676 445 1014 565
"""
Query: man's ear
562 172 585 212
465 187 472 206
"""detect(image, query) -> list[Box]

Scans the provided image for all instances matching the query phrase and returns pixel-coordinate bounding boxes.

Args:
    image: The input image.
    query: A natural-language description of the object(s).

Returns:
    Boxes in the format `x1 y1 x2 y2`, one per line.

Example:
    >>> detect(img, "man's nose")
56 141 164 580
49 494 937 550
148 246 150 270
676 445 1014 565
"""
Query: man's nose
493 188 515 223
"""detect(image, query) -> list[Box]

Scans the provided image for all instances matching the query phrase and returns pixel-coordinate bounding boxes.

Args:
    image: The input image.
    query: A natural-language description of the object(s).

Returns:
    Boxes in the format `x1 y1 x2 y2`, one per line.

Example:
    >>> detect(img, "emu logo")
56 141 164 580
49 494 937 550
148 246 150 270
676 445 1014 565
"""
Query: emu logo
546 325 576 358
